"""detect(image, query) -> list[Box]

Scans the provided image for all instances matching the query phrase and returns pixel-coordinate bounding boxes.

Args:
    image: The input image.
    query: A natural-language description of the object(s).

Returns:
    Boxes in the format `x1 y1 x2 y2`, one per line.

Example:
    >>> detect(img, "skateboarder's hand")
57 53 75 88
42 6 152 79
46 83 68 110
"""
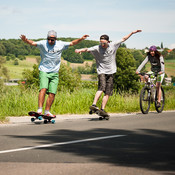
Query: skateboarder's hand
75 48 88 54
20 35 27 42
75 49 81 54
132 30 142 34
81 35 89 40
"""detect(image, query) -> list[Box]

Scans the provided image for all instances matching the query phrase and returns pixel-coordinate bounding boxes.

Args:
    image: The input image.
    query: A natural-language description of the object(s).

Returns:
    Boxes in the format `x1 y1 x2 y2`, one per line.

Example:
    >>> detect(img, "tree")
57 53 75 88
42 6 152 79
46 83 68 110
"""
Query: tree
165 49 175 60
14 58 19 65
0 43 6 55
63 48 84 63
22 64 40 88
162 48 169 58
0 56 9 89
18 55 26 60
130 49 145 68
120 43 127 48
114 48 140 93
58 64 81 92
161 42 164 49
6 53 16 61
171 76 175 83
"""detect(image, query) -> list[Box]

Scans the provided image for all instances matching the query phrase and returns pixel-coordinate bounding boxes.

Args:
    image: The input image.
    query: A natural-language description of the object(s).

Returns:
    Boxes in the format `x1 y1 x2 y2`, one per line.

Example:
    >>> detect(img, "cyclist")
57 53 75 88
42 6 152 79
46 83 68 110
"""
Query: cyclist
136 45 165 107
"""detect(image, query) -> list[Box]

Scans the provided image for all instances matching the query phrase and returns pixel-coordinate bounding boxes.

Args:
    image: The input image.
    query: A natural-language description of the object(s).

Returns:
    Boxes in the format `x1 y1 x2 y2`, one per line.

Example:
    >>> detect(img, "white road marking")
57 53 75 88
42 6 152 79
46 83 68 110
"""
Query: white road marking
0 135 126 154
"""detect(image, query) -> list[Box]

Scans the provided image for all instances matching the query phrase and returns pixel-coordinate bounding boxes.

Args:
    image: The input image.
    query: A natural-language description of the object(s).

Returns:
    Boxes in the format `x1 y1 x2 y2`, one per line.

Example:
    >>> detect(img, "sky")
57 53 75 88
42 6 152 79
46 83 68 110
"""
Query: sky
0 0 175 49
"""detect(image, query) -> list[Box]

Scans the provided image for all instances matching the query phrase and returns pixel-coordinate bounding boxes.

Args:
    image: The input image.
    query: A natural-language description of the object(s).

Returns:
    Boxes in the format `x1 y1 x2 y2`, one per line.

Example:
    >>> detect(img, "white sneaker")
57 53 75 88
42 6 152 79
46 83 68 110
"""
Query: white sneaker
37 109 42 114
44 111 56 118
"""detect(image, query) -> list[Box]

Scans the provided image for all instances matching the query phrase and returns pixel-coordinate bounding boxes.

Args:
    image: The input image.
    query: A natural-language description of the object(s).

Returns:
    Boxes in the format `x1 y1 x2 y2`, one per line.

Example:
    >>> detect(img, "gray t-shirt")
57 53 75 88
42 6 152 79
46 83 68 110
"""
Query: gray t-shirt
88 39 123 74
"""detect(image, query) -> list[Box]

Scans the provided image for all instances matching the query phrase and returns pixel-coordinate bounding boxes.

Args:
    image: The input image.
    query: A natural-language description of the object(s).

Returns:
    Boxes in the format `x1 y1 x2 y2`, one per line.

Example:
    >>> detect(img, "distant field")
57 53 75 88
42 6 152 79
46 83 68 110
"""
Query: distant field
4 56 93 79
4 56 175 80
4 57 37 79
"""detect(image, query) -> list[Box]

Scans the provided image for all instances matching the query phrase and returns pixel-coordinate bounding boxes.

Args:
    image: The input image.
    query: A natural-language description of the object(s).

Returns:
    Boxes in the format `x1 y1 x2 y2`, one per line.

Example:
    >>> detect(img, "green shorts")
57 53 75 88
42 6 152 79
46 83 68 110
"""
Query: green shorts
39 71 59 94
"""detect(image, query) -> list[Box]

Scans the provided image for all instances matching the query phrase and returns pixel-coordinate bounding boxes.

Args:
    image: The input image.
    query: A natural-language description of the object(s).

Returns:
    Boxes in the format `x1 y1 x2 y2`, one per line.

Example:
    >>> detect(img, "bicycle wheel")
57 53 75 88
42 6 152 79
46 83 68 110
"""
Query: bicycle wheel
140 87 151 114
155 87 165 113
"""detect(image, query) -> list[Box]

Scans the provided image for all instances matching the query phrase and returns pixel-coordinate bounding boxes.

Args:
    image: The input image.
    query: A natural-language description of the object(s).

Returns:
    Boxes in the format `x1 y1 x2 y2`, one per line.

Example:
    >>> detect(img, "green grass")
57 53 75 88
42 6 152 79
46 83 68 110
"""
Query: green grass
0 86 175 122
4 59 35 79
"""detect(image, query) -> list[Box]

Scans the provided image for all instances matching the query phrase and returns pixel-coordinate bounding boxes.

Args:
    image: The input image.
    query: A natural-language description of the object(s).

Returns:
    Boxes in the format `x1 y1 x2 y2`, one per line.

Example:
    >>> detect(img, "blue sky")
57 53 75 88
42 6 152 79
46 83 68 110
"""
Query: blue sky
0 0 175 49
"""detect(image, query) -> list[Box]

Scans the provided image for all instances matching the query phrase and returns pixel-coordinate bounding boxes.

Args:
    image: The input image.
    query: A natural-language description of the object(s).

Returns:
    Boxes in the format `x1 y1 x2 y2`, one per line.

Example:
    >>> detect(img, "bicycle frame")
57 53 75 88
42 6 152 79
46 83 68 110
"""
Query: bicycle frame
145 73 157 103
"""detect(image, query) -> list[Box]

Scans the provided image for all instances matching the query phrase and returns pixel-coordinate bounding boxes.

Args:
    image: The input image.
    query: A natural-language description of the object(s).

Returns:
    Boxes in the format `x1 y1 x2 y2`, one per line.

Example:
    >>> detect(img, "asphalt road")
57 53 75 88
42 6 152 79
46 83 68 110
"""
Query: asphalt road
0 111 175 175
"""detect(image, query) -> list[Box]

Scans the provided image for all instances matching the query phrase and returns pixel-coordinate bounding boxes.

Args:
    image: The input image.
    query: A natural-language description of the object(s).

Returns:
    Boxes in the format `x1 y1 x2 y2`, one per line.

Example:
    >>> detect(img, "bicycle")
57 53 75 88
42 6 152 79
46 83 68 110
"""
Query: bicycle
139 72 165 114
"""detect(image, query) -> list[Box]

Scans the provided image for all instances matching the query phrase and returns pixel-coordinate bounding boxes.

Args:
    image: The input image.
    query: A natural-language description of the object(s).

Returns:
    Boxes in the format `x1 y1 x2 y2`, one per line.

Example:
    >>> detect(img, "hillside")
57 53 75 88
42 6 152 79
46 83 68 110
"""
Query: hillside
3 56 175 80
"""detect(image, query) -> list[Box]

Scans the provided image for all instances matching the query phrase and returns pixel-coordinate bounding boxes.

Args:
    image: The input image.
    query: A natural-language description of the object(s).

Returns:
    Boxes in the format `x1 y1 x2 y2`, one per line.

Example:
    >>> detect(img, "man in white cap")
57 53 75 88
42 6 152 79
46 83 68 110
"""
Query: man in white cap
20 31 89 117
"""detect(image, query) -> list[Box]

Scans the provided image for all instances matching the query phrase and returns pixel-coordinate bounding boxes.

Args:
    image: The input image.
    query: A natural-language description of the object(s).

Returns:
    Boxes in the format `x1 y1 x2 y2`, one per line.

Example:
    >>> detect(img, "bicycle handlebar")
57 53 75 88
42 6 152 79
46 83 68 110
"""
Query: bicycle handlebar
138 72 158 77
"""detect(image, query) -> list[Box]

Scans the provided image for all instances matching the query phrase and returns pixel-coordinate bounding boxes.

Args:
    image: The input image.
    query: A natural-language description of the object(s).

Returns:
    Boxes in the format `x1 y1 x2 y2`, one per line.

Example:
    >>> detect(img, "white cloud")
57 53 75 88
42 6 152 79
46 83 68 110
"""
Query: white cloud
169 43 175 49
0 5 21 17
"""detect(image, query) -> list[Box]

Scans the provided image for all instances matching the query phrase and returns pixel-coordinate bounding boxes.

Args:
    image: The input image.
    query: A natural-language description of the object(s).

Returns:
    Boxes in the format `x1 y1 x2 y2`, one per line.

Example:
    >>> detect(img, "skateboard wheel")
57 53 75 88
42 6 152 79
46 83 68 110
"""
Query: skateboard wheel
99 117 103 120
44 119 48 124
89 110 93 115
105 117 109 120
38 116 43 120
31 118 35 122
51 120 55 124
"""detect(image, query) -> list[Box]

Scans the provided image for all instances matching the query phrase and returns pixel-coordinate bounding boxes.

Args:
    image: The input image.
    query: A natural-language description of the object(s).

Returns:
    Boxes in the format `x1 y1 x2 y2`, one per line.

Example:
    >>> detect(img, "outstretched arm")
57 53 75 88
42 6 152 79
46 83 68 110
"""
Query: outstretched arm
70 35 89 46
75 48 89 54
20 35 37 46
122 30 142 42
136 56 149 74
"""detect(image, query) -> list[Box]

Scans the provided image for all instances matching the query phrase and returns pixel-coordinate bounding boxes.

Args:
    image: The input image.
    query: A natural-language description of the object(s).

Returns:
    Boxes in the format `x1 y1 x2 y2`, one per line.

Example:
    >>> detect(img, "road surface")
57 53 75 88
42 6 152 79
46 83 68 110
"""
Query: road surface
0 111 175 175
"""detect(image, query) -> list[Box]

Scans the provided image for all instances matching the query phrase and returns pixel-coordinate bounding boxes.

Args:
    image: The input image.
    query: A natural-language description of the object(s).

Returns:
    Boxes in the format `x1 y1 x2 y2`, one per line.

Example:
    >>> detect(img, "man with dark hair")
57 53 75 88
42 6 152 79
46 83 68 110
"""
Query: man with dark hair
20 31 89 117
75 30 141 114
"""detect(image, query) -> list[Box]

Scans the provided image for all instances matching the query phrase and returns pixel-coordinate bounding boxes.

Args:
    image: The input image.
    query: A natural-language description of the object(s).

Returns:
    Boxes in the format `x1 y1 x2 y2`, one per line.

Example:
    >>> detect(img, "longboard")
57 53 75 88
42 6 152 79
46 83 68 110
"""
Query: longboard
28 111 56 124
89 106 109 120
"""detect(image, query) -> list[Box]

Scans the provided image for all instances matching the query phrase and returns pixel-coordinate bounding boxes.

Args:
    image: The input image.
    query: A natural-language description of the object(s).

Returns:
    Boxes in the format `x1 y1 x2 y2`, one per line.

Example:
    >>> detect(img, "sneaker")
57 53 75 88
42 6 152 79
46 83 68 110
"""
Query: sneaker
37 109 42 115
101 109 107 113
44 112 56 118
156 101 161 108
90 105 99 110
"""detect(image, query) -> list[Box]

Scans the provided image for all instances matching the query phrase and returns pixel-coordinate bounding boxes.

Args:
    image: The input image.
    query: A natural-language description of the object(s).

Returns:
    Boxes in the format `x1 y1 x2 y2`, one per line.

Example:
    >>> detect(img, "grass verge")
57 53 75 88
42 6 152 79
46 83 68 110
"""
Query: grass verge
0 86 175 122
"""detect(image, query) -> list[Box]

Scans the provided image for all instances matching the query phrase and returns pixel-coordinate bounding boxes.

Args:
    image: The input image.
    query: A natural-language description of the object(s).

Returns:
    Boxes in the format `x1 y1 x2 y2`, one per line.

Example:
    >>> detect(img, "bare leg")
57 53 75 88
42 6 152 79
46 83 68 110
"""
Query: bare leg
38 88 47 108
93 91 103 105
45 93 55 111
156 82 161 103
101 95 109 110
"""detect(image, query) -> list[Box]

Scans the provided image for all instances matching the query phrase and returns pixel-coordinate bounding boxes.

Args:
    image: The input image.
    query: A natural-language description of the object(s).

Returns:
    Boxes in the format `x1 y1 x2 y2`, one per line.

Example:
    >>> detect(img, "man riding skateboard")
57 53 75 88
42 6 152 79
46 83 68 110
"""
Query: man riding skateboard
75 30 142 117
20 30 89 117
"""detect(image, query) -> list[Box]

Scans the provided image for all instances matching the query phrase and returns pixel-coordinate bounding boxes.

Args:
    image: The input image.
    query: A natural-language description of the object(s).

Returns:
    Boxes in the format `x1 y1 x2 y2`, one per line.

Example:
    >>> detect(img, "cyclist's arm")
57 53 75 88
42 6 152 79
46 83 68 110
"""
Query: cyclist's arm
136 56 149 74
159 56 165 74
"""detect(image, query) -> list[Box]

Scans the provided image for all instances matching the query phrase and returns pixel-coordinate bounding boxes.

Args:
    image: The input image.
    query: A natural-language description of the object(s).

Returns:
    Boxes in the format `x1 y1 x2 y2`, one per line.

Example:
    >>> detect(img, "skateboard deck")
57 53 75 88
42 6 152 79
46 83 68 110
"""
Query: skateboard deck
28 111 56 124
89 106 109 120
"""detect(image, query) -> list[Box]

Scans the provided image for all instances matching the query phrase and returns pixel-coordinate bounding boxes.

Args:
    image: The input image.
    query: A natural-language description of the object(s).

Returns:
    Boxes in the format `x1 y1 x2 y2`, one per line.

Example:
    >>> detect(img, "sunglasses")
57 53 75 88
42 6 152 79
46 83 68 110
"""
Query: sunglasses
100 42 108 46
47 38 56 42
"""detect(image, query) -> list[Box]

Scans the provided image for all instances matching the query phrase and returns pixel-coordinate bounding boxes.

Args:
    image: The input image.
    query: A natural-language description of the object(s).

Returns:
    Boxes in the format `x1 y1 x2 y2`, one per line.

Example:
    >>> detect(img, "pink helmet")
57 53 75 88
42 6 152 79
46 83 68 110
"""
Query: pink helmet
149 45 157 51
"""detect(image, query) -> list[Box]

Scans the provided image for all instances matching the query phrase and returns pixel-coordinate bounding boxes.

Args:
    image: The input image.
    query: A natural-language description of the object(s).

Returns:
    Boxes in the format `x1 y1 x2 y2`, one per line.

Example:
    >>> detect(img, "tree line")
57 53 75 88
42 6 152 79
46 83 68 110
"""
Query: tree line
0 38 174 64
